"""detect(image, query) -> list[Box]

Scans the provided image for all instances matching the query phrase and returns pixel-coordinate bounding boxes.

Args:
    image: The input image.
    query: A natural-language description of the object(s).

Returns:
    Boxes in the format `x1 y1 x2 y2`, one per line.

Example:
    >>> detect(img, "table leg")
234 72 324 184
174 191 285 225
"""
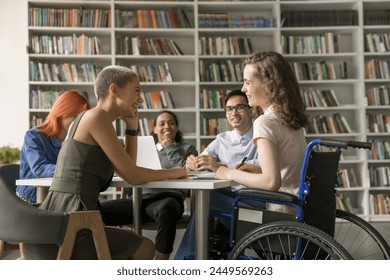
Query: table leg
195 189 209 260
36 187 48 203
132 187 142 235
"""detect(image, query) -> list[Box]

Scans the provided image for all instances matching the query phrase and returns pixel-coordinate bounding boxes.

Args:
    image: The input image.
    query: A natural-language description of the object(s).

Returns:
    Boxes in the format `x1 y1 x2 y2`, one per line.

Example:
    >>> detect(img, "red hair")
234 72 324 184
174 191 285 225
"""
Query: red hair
37 90 91 137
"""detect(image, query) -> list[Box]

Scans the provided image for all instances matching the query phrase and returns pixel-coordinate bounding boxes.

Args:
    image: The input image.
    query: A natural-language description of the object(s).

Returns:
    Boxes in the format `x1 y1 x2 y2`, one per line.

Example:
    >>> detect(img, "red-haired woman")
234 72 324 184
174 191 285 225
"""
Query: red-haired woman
17 90 91 204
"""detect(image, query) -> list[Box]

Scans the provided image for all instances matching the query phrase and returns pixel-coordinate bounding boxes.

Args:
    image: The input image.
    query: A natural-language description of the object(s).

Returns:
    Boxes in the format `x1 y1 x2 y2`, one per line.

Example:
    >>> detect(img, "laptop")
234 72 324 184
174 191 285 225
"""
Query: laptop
187 170 216 179
137 136 162 169
137 136 215 178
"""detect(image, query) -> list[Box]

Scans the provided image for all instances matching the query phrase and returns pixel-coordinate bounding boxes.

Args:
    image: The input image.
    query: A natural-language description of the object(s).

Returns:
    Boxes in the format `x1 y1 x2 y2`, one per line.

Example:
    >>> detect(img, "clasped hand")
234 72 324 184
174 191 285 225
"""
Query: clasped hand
185 155 219 172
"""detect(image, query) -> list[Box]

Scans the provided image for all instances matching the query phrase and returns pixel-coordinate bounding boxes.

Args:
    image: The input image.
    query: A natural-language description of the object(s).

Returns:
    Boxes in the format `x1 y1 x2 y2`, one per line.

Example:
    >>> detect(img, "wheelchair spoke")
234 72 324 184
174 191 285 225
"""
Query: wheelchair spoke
228 221 352 260
335 210 390 260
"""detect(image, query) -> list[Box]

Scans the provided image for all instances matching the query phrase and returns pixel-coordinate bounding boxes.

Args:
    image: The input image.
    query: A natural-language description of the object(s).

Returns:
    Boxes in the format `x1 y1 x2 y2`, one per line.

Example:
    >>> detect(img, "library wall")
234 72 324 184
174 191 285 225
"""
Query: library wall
0 0 29 147
0 0 386 222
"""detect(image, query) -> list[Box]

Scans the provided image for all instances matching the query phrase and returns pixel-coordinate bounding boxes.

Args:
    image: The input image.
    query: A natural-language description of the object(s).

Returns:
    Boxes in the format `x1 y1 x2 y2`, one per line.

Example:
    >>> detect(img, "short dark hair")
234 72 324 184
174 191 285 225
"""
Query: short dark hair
224 89 248 105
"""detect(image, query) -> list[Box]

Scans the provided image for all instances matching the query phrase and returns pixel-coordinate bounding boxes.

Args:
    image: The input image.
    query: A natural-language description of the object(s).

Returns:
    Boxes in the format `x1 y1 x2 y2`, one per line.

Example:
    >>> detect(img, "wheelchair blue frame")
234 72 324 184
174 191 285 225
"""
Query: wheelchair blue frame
223 139 372 260
198 139 371 259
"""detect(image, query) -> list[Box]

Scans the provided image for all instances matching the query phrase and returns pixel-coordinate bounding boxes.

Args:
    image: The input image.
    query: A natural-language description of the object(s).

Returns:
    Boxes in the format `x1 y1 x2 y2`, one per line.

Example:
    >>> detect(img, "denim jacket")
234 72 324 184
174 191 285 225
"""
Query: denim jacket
17 128 61 203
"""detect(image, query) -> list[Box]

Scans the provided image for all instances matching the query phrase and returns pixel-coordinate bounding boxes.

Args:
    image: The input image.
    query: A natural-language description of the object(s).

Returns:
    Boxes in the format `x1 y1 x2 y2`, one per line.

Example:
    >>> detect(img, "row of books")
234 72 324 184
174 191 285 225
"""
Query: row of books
364 10 390 26
198 13 274 28
365 33 390 53
130 63 173 83
199 36 253 56
369 194 390 215
368 140 390 160
366 114 390 133
116 118 155 137
201 117 231 136
29 34 103 55
29 61 101 82
30 90 90 110
141 0 193 1
337 168 359 188
305 113 352 134
199 0 260 1
199 60 243 82
30 90 61 110
114 9 192 28
368 166 390 188
315 144 344 161
300 88 340 108
281 10 358 27
292 61 348 81
116 36 183 56
29 7 111 27
138 91 175 110
30 114 45 127
199 89 227 109
281 32 341 55
364 59 390 80
336 194 356 214
366 85 390 106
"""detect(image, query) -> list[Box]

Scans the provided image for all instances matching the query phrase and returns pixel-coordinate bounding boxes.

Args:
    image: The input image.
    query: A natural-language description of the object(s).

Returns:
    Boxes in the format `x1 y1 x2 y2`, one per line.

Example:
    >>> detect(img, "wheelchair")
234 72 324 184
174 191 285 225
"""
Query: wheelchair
207 139 390 260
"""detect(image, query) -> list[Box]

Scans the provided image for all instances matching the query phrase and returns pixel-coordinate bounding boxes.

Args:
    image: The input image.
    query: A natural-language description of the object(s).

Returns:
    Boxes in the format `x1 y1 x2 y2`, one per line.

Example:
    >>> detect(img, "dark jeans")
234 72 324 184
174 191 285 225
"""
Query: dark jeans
174 188 265 260
100 192 184 254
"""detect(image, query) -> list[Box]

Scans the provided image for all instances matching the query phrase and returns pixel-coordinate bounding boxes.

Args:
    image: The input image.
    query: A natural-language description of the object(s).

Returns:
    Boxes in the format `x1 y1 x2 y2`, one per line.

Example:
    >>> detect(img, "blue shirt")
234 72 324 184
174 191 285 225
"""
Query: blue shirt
203 127 257 167
203 127 258 191
17 128 61 203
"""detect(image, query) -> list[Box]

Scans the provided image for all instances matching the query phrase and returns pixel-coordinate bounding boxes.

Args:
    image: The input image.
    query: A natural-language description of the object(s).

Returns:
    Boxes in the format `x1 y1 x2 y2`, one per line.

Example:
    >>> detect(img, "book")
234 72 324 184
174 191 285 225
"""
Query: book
342 195 354 213
149 91 162 109
349 168 358 187
166 92 175 108
340 114 352 133
336 195 347 211
164 62 173 82
377 194 388 214
328 89 340 106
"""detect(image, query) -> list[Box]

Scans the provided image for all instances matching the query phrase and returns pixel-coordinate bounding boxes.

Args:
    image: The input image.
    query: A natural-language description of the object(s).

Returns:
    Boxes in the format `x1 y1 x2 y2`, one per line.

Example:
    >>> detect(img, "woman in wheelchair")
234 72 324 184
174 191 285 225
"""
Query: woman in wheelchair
175 51 309 260
213 52 387 260
215 51 308 214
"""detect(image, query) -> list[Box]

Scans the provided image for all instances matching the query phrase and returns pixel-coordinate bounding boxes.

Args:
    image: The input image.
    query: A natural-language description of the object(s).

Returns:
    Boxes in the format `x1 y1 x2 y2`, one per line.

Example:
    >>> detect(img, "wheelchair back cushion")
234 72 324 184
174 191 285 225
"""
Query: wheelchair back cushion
302 150 341 237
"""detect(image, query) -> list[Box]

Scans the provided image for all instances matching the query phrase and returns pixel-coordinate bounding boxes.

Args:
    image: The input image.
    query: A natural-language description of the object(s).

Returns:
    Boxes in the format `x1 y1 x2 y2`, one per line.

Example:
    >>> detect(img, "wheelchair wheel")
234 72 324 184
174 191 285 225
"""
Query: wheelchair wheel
228 221 352 260
334 209 390 260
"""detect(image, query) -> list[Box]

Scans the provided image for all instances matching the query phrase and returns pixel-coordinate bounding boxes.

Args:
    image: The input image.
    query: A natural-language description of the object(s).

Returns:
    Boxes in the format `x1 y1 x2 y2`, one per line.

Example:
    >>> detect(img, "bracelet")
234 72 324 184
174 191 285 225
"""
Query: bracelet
125 129 140 136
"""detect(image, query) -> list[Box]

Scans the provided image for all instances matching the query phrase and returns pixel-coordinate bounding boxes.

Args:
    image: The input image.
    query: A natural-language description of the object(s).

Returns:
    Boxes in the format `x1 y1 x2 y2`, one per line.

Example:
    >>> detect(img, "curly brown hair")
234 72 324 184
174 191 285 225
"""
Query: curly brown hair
243 51 308 129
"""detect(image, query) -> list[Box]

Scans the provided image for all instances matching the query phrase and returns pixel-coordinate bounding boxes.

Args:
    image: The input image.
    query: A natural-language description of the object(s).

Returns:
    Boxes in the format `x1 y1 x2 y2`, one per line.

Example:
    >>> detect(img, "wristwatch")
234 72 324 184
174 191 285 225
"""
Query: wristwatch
125 129 140 136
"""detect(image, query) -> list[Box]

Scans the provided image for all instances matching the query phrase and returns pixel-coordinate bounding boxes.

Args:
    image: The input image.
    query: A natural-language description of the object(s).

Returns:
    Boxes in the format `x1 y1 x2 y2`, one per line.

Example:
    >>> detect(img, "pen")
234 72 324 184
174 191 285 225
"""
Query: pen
237 156 248 169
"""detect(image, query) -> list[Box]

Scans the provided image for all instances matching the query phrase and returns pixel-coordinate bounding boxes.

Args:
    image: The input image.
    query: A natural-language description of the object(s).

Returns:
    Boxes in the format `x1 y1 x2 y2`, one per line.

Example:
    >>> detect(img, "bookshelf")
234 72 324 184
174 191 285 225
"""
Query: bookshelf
27 0 390 222
362 0 390 221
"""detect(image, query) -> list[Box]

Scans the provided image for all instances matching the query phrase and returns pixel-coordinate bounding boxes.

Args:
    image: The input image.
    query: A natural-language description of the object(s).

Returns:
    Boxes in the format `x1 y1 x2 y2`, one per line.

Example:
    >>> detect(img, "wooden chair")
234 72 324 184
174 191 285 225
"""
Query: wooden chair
0 163 111 260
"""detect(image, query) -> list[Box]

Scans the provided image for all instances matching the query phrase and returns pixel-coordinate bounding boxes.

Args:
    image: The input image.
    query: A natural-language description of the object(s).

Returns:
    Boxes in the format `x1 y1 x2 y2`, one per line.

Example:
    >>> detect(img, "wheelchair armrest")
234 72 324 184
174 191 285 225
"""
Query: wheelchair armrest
237 189 299 204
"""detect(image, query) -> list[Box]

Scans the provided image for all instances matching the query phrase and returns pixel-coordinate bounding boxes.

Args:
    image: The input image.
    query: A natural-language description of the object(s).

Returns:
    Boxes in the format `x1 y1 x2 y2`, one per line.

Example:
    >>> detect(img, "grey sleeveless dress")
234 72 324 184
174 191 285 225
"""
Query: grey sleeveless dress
41 111 114 212
22 112 143 260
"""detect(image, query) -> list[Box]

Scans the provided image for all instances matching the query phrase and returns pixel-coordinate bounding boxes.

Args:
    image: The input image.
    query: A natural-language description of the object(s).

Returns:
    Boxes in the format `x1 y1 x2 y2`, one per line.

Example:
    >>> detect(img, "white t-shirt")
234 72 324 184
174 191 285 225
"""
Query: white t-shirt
253 107 307 213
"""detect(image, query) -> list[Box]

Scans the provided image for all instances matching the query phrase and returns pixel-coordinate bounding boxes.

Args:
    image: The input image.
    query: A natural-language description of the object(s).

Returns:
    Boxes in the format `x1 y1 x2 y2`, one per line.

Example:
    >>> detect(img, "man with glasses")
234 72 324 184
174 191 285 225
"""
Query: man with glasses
174 89 260 259
186 89 257 174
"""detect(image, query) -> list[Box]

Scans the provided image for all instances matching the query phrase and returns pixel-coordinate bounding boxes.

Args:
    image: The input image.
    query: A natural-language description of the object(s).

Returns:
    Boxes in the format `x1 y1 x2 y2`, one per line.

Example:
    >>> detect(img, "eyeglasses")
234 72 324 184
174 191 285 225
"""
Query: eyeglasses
224 104 250 113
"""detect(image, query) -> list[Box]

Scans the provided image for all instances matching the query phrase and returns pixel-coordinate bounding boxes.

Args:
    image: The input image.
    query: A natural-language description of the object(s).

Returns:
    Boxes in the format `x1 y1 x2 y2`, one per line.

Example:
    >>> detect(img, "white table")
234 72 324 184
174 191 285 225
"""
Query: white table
16 177 232 260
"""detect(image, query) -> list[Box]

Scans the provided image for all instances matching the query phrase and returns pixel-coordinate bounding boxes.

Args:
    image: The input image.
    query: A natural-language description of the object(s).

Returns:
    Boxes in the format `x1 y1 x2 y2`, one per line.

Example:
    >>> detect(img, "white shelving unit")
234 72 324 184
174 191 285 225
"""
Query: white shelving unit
27 0 390 222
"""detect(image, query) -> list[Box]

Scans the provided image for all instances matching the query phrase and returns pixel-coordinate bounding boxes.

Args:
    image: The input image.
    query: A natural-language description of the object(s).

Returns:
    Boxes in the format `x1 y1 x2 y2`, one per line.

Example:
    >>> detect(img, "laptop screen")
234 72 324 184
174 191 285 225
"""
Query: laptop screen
137 136 162 170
